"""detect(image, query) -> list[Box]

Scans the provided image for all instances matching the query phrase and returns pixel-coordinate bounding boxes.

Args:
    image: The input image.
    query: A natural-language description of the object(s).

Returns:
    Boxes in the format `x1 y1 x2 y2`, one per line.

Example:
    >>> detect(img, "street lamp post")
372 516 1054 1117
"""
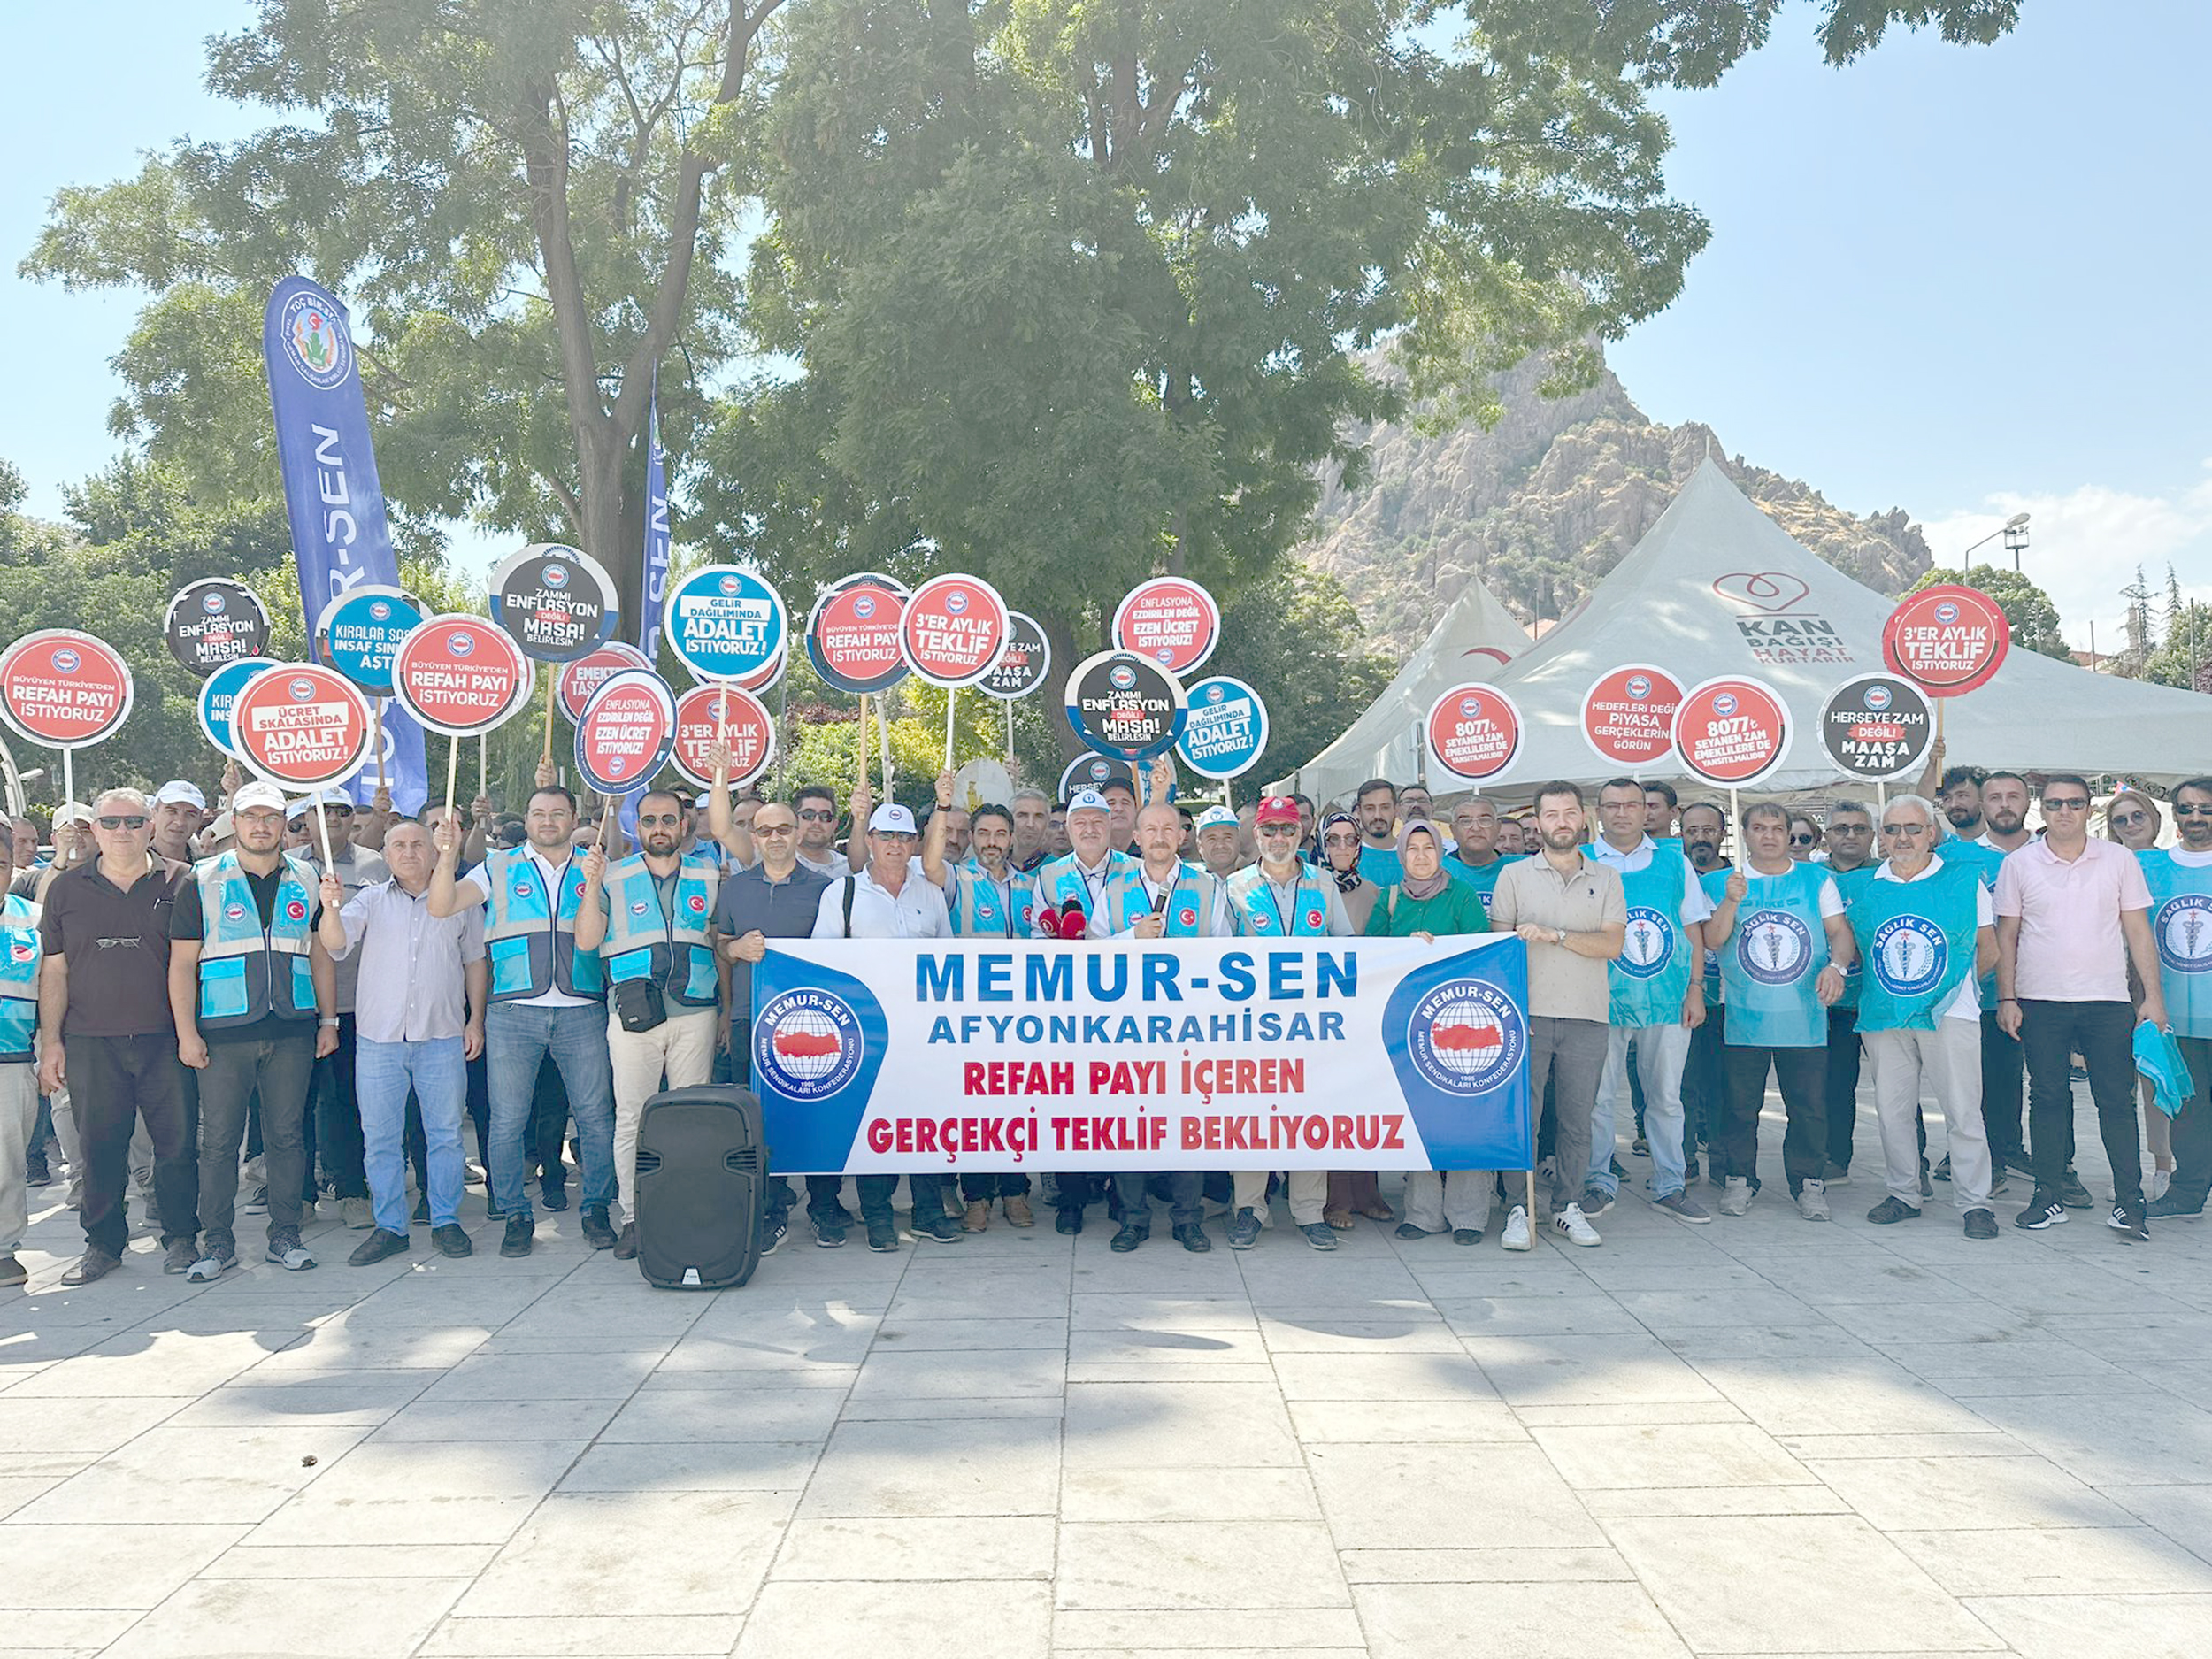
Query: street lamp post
1954 511 2032 572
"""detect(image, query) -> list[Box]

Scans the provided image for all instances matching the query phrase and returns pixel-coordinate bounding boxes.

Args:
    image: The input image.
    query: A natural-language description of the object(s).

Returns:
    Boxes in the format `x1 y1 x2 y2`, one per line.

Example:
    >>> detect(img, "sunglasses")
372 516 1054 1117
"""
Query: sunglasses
797 809 835 823
2176 803 2212 818
1257 825 1301 837
754 823 796 836
96 815 148 831
1789 832 1817 846
2111 811 2149 826
2043 797 2090 811
1880 823 1930 836
638 813 683 826
1322 833 1360 849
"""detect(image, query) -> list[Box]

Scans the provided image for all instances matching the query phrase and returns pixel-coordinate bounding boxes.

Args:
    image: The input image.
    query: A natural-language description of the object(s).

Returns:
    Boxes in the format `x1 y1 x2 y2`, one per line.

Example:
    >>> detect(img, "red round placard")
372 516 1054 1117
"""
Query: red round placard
1671 675 1792 787
0 630 133 750
392 614 534 738
671 684 777 790
1111 577 1221 676
1424 682 1523 781
229 664 373 787
1579 664 1684 769
900 574 1010 688
1882 584 2010 697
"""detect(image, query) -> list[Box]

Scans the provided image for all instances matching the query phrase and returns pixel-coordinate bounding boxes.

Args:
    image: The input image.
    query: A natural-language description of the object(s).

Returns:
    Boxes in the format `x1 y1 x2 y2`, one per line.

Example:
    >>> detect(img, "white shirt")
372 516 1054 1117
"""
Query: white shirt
1589 834 1716 927
334 879 486 1043
813 864 951 940
1873 853 1994 1023
1064 852 1120 940
457 847 594 1009
2172 848 2212 868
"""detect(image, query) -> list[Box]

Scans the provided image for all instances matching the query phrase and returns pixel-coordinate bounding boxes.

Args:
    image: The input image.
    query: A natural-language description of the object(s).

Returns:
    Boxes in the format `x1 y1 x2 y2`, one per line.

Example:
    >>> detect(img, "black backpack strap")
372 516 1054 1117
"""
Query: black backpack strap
841 876 856 938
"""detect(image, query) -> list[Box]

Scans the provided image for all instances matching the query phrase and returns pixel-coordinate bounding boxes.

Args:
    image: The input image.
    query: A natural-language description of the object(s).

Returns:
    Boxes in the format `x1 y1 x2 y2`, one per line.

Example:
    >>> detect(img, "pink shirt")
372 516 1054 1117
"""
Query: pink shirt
1993 836 2151 1002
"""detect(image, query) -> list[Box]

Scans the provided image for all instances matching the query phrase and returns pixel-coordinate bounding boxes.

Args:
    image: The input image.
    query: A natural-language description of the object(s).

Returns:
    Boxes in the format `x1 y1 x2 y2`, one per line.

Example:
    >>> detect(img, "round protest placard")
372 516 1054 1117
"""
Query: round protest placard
315 585 424 698
1579 664 1684 769
1058 752 1133 802
229 663 373 788
666 565 787 686
197 656 280 761
1175 675 1269 780
573 669 678 796
1424 682 1523 781
557 641 654 725
901 573 1010 688
1064 649 1187 762
1882 583 2010 697
391 614 534 738
0 630 134 750
979 611 1052 701
491 543 619 663
671 683 776 790
165 580 272 677
1111 577 1221 675
1671 674 1793 787
733 637 787 695
806 573 910 695
1819 674 1932 782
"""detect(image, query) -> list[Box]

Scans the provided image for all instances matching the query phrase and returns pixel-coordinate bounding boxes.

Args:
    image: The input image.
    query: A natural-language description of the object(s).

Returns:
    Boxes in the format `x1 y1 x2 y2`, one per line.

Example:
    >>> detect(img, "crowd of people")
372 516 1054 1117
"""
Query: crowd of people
4 734 2202 1293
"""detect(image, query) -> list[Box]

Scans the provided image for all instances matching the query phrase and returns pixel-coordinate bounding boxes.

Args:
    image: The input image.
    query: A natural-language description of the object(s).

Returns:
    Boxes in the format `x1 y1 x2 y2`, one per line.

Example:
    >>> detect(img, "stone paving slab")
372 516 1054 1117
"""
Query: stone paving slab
6 1093 2212 1656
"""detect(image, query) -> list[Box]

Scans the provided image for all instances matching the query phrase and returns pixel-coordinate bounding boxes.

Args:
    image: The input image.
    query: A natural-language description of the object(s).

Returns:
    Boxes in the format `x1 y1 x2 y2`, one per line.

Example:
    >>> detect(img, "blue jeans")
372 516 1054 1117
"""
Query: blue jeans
488 1002 615 1221
357 1036 466 1233
1596 1024 1692 1200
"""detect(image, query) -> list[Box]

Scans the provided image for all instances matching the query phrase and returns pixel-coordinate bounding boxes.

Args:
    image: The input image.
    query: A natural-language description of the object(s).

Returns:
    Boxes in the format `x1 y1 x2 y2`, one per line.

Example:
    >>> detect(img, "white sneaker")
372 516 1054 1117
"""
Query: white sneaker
1796 1179 1830 1222
1500 1206 1532 1251
1721 1177 1751 1217
2150 1168 2173 1202
1552 1202 1601 1248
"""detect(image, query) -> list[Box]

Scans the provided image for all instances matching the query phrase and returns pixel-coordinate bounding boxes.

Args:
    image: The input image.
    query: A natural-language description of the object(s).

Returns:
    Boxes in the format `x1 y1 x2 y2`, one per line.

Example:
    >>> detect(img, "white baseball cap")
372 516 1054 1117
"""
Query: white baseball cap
868 803 918 835
154 780 207 810
1195 806 1239 831
205 810 234 841
1066 789 1111 817
233 781 288 815
52 802 93 828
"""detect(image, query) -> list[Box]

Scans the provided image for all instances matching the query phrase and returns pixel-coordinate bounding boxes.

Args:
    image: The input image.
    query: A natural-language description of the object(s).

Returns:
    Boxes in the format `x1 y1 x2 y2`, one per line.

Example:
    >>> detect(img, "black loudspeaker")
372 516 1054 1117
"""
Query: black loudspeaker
634 1085 765 1290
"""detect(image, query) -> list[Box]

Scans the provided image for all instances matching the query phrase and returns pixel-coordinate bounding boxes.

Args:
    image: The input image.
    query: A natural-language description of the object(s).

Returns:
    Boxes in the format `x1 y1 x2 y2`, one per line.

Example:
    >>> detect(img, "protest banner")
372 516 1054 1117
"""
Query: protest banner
0 629 135 811
316 584 426 794
666 565 787 686
1883 583 2009 698
392 614 535 816
1059 753 1133 802
1579 664 1683 769
229 663 373 859
670 683 775 791
1175 676 1269 795
493 542 621 760
197 656 280 763
165 579 272 677
749 934 1532 1174
573 669 679 799
1424 682 1523 781
557 641 655 724
807 573 910 695
1112 576 1220 675
1065 649 1187 764
1820 674 1932 784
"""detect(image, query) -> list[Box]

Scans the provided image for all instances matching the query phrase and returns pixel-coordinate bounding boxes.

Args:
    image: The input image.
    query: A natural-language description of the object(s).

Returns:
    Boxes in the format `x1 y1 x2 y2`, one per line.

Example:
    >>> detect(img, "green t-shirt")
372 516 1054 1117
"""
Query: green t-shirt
1363 880 1490 939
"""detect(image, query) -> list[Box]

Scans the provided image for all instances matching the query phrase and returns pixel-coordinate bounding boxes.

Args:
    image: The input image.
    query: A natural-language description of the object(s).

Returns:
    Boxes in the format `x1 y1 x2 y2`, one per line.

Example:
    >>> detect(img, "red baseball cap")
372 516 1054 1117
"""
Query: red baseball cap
1254 797 1300 827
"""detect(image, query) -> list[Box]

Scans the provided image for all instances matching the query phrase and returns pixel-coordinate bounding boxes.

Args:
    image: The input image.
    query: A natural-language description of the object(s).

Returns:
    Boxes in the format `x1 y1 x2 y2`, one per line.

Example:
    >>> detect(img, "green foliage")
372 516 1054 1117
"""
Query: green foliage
1206 565 1397 787
2134 600 2212 696
1908 564 2073 661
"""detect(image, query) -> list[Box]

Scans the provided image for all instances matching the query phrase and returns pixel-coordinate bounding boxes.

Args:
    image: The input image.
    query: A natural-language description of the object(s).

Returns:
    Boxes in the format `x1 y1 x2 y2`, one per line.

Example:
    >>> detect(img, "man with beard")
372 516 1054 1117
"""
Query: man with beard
789 784 863 879
575 788 723 1261
1680 802 1732 1182
1939 760 1988 841
1973 772 2034 856
2145 776 2212 1219
929 800 972 865
150 782 206 864
1443 799 1517 923
926 780 1037 1233
1010 787 1053 873
1816 801 1880 1188
1496 818 1529 856
1352 779 1402 887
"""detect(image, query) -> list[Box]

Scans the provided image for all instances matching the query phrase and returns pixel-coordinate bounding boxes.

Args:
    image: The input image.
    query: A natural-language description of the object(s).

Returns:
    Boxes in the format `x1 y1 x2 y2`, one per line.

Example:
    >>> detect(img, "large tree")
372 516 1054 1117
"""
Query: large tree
1908 564 2072 662
24 0 783 610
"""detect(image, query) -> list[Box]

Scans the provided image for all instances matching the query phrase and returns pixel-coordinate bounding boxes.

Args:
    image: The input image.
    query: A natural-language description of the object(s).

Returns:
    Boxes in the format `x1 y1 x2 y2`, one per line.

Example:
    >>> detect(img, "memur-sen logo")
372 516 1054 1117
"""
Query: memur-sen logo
756 988 864 1100
1711 571 1855 667
1406 979 1524 1096
280 291 353 391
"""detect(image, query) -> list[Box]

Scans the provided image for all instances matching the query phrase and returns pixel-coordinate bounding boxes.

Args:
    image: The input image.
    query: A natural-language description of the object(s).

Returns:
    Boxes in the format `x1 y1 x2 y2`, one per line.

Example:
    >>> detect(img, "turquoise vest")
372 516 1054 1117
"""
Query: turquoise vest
193 851 318 1029
1107 861 1224 938
1848 860 1981 1033
1608 847 1695 1028
1720 862 1832 1048
1826 862 1881 1012
481 846 606 1003
1445 852 1520 923
1031 849 1136 937
0 895 40 1062
1359 843 1403 889
2139 849 2212 1039
949 860 1036 940
1699 866 1731 998
599 851 719 1010
1228 864 1338 936
1939 840 2008 1009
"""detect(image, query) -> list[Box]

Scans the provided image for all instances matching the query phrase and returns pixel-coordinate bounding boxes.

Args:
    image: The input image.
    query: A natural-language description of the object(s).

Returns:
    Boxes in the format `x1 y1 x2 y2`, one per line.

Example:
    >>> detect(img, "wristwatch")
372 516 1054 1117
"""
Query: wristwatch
1554 927 1566 945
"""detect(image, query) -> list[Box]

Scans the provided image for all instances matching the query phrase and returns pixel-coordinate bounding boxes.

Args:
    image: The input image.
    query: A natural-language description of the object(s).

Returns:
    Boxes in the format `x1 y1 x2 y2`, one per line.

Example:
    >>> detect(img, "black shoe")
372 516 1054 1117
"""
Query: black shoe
1866 1197 1921 1225
2108 1200 2150 1242
25 1158 50 1187
432 1224 473 1258
865 1218 899 1253
813 1218 847 1248
760 1218 787 1256
1173 1223 1210 1253
2147 1189 2206 1220
1056 1207 1084 1236
412 1194 430 1225
2014 1187 2068 1231
1963 1208 1999 1240
580 1208 617 1249
501 1215 535 1257
2060 1168 2093 1210
1933 1155 1952 1183
1452 1228 1484 1245
540 1179 569 1213
1632 1136 1649 1156
1394 1222 1435 1240
60 1249 120 1286
1609 1156 1627 1179
348 1228 410 1266
1227 1207 1262 1250
911 1214 962 1244
2003 1149 2036 1179
1109 1225 1148 1253
611 1223 637 1261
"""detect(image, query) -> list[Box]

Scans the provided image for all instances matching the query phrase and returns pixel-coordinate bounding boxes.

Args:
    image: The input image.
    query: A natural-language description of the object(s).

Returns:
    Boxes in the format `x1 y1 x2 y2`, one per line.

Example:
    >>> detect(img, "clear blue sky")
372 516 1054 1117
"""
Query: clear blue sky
2 0 2205 646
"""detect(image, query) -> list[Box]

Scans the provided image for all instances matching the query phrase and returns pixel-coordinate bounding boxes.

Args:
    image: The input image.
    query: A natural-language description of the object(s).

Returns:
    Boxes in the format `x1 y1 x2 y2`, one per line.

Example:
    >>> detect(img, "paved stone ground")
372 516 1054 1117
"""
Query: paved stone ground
4 1092 2212 1659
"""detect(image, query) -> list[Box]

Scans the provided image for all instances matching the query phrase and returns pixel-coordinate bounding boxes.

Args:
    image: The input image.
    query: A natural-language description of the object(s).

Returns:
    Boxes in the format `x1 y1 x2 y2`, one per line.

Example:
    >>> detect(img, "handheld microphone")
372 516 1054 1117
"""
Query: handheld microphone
1034 902 1061 938
1058 900 1088 941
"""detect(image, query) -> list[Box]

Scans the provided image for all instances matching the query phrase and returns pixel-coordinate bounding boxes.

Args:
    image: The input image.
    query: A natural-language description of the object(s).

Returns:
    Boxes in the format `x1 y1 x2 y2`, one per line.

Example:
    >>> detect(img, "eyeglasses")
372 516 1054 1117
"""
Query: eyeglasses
2043 797 2090 811
1789 832 1817 846
1830 822 1871 834
95 815 147 831
1880 823 1930 836
797 809 835 823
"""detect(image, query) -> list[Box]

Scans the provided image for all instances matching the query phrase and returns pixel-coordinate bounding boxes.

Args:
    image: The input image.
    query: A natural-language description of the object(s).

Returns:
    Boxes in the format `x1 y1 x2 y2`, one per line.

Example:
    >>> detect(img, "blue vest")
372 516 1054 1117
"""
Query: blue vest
1848 860 1982 1033
193 851 318 1029
1031 849 1136 936
1609 847 1695 1028
1939 840 2008 1009
1359 843 1403 889
0 894 40 1063
1107 861 1225 938
1227 864 1339 937
948 860 1037 940
2139 849 2212 1039
1826 862 1881 1012
1720 862 1832 1048
481 846 606 1003
598 852 719 1010
1445 852 1520 923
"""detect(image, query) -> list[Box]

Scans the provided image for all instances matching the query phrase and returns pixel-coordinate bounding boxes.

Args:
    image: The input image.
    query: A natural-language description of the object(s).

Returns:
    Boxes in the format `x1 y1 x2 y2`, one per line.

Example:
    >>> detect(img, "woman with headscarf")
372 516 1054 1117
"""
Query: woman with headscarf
2108 788 2174 1194
1316 811 1380 933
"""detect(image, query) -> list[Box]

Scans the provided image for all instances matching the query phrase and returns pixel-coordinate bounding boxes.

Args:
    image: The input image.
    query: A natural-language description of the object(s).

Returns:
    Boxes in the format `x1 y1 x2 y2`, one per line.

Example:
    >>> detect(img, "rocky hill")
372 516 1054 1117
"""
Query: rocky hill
1300 351 1932 658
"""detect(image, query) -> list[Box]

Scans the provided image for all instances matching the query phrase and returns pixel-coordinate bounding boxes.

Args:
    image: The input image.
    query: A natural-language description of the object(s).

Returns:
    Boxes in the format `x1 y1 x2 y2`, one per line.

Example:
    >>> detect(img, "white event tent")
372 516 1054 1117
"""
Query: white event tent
1287 459 2212 803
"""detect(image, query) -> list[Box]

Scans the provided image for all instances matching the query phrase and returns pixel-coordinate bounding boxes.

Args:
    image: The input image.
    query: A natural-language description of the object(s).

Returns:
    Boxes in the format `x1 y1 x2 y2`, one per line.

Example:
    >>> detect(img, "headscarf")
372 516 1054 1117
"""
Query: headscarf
1397 820 1449 902
1317 812 1364 894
